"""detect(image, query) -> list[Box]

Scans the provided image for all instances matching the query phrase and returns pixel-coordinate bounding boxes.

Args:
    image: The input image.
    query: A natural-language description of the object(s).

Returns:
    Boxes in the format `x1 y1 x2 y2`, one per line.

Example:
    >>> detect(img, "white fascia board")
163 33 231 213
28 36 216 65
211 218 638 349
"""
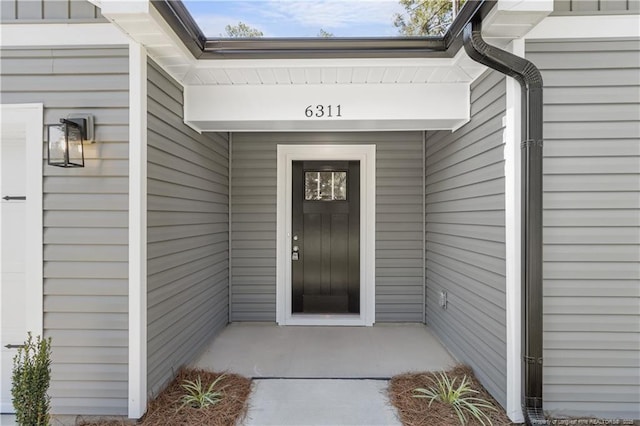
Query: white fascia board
184 83 469 132
195 57 455 70
524 15 640 40
0 23 129 46
98 0 150 15
497 0 553 12
187 119 468 133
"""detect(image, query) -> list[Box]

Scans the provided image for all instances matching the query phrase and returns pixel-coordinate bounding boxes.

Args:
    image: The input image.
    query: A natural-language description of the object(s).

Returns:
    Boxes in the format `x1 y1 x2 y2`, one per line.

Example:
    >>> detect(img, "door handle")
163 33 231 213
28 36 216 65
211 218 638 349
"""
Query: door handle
4 344 24 349
2 196 26 201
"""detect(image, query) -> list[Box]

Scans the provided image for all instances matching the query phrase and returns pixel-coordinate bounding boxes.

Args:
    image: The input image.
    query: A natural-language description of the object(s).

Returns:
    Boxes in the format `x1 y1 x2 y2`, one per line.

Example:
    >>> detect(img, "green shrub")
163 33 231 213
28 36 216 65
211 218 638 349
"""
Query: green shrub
11 333 52 426
413 372 496 425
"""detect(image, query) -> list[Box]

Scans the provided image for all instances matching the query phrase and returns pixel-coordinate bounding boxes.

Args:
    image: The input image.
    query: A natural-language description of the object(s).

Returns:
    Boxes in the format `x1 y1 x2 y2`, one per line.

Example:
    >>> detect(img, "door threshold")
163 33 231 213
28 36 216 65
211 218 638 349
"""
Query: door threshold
284 314 365 326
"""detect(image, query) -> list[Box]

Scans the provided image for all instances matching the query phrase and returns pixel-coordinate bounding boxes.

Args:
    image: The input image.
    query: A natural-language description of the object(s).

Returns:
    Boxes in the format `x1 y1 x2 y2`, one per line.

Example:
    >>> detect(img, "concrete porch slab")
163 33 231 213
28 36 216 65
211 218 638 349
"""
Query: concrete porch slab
192 323 456 378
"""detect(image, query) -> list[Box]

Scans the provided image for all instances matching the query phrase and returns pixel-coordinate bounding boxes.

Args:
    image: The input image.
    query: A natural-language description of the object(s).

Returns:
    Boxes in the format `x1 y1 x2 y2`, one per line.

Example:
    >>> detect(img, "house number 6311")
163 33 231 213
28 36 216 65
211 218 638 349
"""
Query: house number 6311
304 104 342 118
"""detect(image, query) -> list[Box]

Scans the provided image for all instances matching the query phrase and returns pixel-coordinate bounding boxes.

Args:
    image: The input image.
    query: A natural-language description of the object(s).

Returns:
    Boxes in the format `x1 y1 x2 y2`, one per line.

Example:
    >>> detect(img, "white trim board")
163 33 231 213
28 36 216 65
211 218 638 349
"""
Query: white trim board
128 42 148 420
0 23 129 46
276 145 376 326
524 15 640 40
503 39 524 424
0 103 44 336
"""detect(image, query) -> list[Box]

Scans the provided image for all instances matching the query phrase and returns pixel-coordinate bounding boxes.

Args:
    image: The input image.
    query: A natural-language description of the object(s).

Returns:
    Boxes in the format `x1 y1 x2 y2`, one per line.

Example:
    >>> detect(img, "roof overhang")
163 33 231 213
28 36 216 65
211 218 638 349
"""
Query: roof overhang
94 0 553 132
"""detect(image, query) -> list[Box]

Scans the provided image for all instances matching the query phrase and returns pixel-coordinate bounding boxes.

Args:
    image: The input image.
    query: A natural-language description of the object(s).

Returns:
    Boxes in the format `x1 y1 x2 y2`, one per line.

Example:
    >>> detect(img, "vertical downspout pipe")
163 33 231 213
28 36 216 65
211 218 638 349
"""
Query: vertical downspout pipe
463 18 544 425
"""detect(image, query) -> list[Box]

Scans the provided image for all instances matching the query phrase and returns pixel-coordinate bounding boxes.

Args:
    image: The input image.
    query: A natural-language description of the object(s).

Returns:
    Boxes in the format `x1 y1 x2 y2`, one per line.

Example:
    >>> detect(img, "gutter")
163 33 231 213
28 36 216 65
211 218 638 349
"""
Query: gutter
463 17 544 426
151 0 496 59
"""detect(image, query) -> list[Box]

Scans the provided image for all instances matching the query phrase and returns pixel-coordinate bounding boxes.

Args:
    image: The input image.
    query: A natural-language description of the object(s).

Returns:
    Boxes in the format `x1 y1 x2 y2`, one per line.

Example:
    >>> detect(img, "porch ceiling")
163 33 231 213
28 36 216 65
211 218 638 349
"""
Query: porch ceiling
182 54 486 86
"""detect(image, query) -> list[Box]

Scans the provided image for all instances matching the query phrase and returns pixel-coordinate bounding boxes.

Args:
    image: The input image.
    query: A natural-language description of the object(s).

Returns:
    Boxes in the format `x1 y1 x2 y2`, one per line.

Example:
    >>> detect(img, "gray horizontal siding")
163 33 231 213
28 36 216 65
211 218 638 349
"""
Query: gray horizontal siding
527 38 640 419
554 0 639 14
425 70 507 408
0 46 129 415
231 132 424 322
0 0 105 21
147 59 230 398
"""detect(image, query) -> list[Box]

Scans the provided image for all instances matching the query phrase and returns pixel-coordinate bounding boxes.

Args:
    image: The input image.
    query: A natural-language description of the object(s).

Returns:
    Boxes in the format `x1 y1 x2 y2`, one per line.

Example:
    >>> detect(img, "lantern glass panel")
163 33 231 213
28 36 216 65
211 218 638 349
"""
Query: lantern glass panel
48 119 85 167
48 124 66 165
66 124 84 166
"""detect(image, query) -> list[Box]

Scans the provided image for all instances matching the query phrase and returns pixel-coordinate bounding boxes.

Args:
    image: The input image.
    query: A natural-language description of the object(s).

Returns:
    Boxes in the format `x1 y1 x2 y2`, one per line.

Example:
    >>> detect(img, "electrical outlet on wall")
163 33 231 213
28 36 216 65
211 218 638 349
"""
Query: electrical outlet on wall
439 291 447 309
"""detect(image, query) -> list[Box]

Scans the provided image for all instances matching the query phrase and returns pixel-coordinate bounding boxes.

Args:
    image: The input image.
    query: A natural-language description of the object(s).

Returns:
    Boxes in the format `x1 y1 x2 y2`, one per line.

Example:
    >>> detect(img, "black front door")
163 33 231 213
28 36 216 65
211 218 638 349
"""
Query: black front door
292 161 360 314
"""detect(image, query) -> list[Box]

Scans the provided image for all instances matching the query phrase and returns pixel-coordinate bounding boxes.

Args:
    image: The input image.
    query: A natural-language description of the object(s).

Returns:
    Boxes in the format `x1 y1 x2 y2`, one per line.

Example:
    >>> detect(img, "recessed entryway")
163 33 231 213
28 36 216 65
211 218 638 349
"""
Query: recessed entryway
276 144 376 326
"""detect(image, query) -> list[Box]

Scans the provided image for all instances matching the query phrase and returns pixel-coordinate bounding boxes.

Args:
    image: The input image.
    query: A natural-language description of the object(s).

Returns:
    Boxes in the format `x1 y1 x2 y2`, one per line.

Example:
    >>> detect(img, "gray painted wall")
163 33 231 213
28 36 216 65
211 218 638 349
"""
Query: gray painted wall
231 132 424 322
0 0 105 21
527 38 640 419
554 0 639 14
425 70 508 407
0 46 129 415
147 60 230 397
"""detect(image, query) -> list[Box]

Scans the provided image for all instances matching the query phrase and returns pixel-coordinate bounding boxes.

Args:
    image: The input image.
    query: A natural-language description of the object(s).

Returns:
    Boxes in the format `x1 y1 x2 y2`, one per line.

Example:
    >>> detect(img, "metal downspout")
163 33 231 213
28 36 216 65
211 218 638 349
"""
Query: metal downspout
462 18 544 425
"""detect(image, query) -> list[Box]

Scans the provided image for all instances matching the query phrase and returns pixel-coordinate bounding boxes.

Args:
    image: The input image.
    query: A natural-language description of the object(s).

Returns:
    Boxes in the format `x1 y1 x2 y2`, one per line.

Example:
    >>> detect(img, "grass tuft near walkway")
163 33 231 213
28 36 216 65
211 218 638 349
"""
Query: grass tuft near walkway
388 365 517 426
79 369 251 426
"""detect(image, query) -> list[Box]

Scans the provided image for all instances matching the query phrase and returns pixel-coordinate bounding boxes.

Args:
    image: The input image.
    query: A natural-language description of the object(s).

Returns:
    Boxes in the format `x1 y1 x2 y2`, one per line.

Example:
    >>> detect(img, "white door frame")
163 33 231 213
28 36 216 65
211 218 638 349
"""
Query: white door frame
276 144 376 326
0 103 44 412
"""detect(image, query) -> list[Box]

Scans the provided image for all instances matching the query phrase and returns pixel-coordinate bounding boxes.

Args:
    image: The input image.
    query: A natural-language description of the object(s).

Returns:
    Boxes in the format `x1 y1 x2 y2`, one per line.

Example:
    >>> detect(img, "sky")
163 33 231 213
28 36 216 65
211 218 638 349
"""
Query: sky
182 0 408 38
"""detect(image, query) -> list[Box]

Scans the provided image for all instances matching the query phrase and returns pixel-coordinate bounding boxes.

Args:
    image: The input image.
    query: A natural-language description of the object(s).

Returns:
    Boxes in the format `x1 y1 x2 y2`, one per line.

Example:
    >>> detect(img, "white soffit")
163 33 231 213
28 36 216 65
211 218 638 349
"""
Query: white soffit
184 55 484 86
97 0 196 81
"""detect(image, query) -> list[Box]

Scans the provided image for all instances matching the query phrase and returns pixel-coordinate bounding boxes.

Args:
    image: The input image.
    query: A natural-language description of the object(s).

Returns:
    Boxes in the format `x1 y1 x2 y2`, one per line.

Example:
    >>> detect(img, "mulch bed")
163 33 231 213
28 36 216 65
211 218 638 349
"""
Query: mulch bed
79 369 252 426
388 365 517 426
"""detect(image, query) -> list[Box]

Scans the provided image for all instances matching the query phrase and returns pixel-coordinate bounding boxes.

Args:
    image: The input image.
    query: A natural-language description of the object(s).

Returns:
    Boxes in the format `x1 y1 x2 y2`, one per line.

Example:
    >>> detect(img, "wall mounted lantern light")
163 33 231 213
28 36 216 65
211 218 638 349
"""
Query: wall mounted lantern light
47 114 94 168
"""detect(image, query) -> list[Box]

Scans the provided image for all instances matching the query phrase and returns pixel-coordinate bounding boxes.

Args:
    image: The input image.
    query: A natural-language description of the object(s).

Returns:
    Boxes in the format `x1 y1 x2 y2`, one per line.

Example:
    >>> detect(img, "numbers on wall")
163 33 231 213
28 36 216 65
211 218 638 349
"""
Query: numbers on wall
304 105 342 118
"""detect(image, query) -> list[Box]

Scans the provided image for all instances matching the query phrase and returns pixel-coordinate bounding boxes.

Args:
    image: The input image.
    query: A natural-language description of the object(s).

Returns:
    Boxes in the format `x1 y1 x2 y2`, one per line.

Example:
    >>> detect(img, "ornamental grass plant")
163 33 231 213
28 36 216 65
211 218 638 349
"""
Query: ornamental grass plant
79 369 251 426
413 372 497 425
389 365 516 426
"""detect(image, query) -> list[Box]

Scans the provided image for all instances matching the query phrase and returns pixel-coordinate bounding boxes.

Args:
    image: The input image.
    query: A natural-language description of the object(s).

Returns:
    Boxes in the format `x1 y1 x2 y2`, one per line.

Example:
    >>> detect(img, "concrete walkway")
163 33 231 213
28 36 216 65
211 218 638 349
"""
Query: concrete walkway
244 379 401 426
193 323 455 426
